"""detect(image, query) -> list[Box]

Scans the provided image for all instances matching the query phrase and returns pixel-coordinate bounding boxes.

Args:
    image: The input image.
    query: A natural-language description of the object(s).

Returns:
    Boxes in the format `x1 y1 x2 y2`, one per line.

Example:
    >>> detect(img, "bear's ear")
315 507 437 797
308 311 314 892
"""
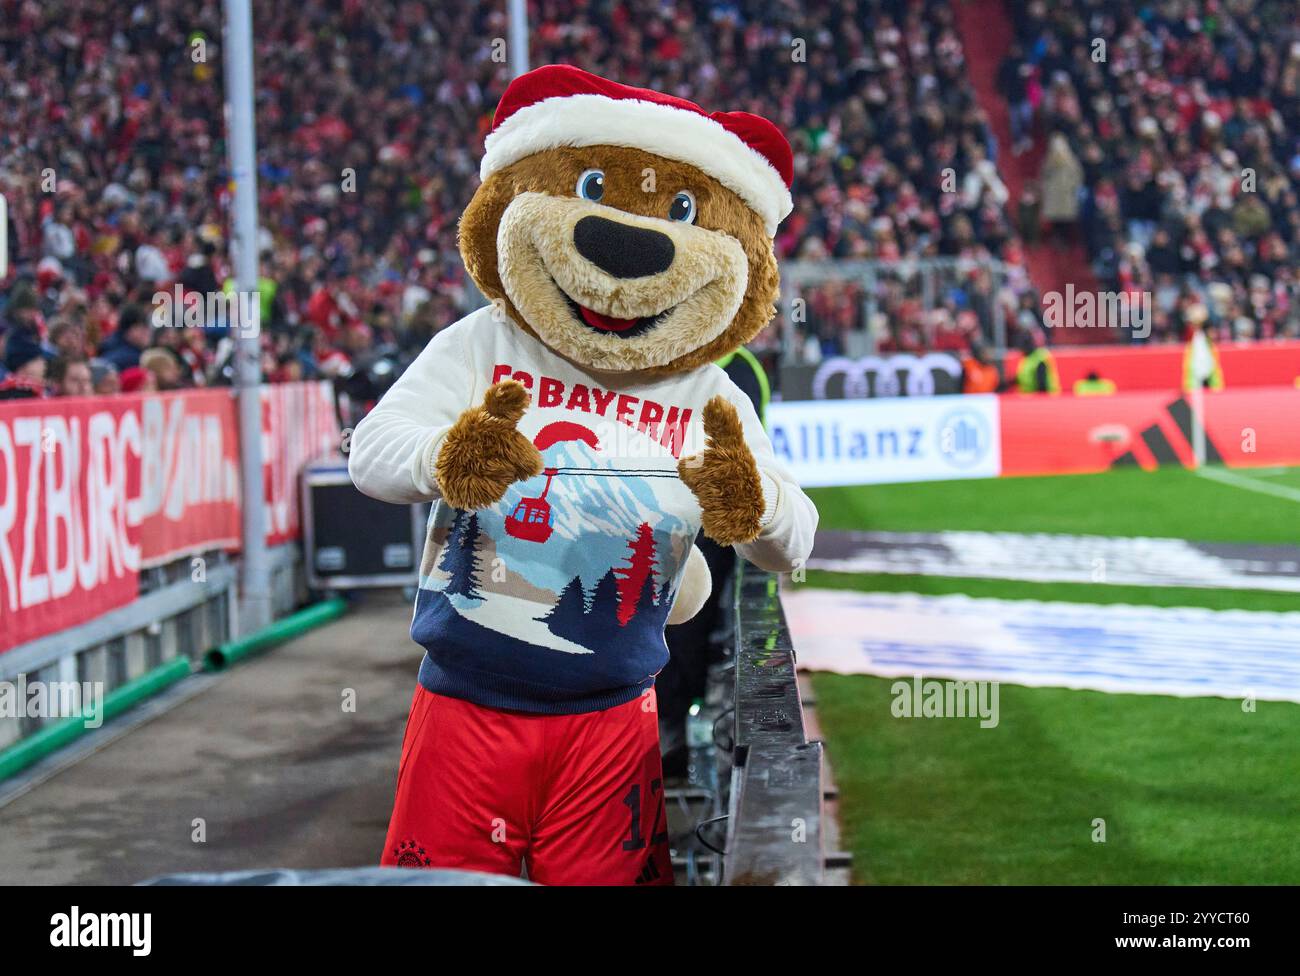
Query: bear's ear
458 172 516 305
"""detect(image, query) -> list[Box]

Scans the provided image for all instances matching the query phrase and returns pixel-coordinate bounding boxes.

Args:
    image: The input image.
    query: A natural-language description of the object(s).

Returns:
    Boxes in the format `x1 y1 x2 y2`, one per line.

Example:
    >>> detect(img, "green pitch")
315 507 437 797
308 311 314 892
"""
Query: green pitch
812 673 1300 884
807 465 1300 546
801 465 1300 884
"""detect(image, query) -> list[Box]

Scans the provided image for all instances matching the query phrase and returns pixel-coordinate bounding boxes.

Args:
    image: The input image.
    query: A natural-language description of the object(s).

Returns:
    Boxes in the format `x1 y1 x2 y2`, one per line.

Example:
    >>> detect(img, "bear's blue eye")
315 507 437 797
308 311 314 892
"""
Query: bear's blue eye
576 169 604 202
668 190 696 224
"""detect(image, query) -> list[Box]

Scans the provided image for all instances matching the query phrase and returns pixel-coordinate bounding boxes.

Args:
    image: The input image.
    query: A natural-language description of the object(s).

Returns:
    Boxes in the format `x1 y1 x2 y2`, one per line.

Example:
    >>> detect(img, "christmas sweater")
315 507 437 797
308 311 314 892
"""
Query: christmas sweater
348 305 818 714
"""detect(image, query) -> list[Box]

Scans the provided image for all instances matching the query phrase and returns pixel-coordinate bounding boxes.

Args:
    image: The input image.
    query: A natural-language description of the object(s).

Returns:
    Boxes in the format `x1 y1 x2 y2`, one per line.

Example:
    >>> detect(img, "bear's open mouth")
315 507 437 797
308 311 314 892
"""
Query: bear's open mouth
561 293 670 340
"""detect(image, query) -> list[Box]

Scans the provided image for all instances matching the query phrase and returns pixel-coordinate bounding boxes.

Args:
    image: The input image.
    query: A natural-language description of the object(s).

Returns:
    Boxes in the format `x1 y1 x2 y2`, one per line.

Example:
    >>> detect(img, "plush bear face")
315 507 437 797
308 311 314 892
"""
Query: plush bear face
458 144 780 376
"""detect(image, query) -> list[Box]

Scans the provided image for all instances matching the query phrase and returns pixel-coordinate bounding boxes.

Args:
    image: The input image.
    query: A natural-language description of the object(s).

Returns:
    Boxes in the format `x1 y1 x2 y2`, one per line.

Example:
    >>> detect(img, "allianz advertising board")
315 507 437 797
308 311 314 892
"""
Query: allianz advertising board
767 395 1002 487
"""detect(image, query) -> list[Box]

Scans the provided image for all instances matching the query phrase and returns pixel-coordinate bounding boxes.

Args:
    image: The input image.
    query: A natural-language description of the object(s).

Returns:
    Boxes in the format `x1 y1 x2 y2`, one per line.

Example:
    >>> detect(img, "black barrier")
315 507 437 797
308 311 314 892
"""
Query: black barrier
722 564 825 885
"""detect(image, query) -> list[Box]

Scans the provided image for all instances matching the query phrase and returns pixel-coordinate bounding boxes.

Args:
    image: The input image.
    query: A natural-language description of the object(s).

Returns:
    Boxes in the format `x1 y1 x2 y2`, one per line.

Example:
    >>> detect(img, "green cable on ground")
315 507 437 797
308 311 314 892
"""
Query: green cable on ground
204 597 348 671
0 655 193 783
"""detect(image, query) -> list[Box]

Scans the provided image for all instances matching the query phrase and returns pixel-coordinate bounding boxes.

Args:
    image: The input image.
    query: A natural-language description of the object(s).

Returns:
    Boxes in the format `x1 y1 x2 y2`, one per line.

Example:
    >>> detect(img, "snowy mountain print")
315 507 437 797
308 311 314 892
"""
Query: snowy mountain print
417 418 700 657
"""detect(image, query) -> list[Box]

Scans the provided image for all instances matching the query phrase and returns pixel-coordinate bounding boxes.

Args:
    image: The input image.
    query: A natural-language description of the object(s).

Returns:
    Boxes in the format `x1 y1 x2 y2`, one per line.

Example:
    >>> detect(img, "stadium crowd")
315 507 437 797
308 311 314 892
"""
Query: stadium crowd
1004 0 1300 343
1 0 1295 401
0 0 1039 396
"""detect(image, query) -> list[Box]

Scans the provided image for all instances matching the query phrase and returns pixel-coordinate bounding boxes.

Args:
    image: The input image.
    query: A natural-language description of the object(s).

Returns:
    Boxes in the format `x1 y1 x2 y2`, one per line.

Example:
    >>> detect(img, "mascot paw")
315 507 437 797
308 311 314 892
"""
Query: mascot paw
677 395 765 546
435 380 544 509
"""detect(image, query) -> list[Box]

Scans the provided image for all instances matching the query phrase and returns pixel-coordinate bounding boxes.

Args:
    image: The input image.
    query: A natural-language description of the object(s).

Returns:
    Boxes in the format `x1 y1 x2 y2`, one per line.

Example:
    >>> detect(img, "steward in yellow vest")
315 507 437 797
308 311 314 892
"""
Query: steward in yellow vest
1016 341 1060 394
1073 372 1116 395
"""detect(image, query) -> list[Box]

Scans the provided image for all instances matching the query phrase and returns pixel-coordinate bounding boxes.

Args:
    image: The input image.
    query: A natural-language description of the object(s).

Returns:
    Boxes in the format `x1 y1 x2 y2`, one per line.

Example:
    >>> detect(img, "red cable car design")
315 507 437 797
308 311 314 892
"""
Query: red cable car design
507 468 560 542
504 421 678 544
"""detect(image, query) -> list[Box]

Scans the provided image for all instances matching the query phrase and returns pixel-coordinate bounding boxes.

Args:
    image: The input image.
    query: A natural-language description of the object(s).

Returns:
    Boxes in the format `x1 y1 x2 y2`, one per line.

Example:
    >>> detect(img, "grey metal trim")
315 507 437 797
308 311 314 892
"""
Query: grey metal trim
722 562 826 886
0 563 237 680
267 541 300 572
310 573 415 590
725 740 825 886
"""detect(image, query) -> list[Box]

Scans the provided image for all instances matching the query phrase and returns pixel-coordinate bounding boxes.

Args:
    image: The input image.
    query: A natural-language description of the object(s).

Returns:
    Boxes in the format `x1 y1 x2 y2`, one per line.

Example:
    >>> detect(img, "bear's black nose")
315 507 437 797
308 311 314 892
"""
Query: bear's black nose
573 216 675 278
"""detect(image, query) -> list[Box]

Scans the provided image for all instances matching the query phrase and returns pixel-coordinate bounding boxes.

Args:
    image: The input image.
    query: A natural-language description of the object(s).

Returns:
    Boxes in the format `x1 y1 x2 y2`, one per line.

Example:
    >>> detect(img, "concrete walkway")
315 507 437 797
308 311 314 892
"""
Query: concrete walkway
0 592 419 885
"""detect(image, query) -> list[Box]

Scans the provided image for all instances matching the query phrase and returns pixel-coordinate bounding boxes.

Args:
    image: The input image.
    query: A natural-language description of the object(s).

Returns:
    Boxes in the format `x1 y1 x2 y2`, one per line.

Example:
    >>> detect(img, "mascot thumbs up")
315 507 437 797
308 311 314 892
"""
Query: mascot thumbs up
350 65 817 885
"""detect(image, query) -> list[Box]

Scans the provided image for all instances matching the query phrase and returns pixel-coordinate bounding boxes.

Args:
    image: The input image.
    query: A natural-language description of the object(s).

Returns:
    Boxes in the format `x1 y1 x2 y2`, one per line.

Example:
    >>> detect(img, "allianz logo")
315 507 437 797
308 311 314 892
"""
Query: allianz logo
771 407 991 469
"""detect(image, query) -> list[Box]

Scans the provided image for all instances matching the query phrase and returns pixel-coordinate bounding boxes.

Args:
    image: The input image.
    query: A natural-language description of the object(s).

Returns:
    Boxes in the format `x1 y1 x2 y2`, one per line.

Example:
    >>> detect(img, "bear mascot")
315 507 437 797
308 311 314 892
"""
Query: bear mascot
349 65 818 885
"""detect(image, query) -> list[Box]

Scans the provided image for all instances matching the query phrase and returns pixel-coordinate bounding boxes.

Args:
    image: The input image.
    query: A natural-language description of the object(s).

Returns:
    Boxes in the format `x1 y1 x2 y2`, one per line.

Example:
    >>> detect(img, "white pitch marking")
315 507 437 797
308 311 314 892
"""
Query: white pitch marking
1196 465 1300 505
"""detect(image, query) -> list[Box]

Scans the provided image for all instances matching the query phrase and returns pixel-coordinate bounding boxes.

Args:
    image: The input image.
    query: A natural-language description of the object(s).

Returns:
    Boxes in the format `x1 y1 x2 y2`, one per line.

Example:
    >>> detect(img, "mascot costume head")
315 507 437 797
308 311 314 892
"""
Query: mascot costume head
460 65 791 375
350 65 817 885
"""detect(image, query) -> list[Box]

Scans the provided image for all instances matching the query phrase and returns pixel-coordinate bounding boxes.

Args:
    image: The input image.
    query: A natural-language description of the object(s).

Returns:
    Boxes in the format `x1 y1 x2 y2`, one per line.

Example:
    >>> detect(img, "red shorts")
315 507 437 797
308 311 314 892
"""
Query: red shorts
381 685 673 886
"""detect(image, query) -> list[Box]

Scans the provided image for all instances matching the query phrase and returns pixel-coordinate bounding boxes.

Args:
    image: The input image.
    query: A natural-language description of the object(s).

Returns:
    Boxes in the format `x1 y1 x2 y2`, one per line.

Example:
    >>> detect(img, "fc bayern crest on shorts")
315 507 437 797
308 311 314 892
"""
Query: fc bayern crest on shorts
392 839 432 868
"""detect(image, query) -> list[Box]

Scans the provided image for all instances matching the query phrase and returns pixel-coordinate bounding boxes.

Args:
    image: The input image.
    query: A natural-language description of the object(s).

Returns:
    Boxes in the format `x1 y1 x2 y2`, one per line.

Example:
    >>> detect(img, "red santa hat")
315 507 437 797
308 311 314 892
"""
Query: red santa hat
481 65 793 235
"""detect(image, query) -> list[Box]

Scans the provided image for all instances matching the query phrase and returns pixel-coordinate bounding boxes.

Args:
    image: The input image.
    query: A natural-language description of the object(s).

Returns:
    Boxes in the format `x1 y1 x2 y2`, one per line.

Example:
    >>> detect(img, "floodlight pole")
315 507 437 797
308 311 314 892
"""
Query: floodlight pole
223 0 271 634
508 0 529 77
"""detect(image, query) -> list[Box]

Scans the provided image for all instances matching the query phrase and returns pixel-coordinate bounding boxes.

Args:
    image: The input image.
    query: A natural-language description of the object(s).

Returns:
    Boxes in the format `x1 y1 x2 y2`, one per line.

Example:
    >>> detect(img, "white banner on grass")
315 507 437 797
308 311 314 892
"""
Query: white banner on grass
809 530 1300 592
767 395 1001 487
783 587 1300 703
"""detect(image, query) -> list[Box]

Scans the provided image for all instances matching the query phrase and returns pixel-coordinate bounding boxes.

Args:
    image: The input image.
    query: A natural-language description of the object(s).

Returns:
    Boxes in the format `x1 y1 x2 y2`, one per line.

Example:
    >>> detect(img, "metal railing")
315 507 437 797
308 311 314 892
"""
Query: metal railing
722 564 825 885
779 257 1017 362
0 546 305 752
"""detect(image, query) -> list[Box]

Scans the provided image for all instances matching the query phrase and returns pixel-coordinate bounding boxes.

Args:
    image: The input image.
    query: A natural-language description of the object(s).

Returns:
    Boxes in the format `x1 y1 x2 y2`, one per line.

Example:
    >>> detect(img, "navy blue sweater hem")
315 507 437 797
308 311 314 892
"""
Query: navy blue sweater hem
416 653 653 715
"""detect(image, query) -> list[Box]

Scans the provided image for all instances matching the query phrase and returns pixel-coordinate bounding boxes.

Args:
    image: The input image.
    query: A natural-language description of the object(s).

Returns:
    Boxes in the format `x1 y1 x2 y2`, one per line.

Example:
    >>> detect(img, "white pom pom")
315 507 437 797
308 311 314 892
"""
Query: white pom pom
667 544 712 625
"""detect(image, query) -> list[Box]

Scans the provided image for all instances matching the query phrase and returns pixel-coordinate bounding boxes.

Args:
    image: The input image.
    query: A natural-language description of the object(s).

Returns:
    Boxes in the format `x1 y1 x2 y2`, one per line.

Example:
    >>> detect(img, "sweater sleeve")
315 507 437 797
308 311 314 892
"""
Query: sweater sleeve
348 316 479 504
718 379 819 574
